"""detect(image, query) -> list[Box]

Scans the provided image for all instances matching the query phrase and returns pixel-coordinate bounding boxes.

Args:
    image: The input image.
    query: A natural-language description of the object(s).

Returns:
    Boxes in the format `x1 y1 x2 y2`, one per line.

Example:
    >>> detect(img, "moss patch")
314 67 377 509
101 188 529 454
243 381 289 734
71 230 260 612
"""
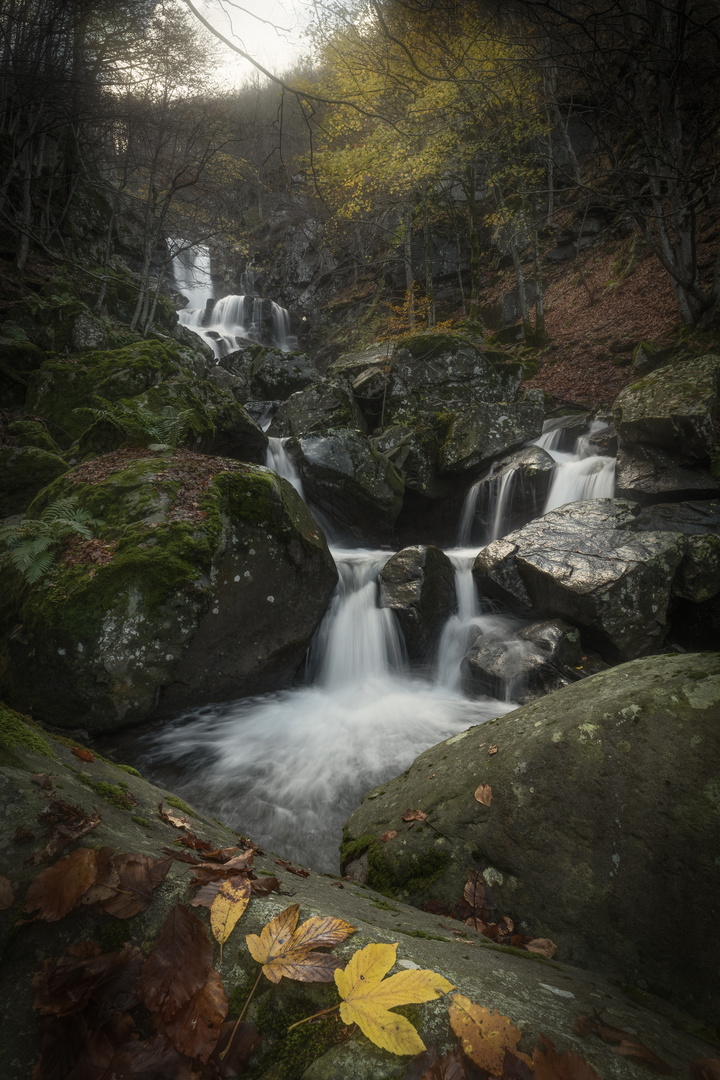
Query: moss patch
248 991 345 1080
165 795 195 816
0 703 54 763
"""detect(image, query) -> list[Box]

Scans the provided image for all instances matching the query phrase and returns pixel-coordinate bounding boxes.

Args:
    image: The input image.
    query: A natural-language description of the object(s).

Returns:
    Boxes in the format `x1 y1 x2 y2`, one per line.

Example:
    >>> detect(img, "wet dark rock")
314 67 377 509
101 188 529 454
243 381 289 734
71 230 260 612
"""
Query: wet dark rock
269 381 366 437
250 349 319 400
438 394 545 475
462 619 584 704
464 446 556 541
473 498 685 659
3 706 714 1080
613 354 720 461
1 455 337 732
371 425 441 498
0 336 47 408
536 413 591 452
343 651 720 1024
0 445 69 517
70 312 107 351
615 444 720 503
379 545 456 660
288 429 404 545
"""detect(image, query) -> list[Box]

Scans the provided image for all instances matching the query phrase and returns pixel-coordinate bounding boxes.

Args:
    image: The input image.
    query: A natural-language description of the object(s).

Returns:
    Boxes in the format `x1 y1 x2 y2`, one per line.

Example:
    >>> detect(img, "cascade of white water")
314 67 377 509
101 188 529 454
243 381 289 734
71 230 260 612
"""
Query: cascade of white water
542 419 615 513
271 301 297 352
265 437 304 498
171 243 214 311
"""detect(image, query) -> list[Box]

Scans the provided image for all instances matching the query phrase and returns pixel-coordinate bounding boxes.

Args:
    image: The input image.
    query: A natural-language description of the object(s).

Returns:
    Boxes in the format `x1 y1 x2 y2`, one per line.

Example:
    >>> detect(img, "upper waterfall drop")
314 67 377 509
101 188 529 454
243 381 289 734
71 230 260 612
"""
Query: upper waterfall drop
169 242 297 357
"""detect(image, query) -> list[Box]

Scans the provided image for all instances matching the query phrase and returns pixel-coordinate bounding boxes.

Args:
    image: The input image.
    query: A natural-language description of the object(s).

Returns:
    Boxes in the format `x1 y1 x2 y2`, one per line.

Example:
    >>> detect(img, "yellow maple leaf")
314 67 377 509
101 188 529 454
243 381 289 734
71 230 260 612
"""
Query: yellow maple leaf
334 942 455 1056
210 877 252 964
448 994 532 1076
246 904 356 984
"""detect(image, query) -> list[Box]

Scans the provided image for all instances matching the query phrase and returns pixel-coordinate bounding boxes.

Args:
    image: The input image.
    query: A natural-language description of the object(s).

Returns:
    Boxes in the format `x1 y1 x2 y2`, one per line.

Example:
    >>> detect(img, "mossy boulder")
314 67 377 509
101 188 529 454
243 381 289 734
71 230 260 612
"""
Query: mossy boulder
342 652 720 1023
473 498 686 660
371 426 441 499
0 445 69 517
250 349 319 400
288 429 404 545
24 340 188 445
1 713 714 1080
6 419 61 453
613 354 720 461
269 381 367 438
0 451 337 732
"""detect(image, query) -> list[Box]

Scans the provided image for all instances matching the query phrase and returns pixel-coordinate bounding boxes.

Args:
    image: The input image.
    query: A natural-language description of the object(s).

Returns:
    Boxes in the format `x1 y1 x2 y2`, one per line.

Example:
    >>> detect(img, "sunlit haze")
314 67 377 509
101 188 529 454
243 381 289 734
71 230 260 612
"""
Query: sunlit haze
189 0 313 86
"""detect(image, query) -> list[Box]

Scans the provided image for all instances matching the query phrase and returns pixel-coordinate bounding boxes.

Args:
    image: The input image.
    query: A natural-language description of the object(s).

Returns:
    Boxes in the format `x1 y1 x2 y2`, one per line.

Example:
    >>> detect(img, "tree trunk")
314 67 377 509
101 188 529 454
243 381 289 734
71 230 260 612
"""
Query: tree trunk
422 186 435 328
403 201 415 330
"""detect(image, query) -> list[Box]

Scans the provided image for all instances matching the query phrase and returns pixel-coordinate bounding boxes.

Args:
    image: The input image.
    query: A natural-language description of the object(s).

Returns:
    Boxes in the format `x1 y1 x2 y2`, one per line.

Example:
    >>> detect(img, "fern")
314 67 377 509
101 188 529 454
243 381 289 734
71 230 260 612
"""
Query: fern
75 400 193 450
0 496 102 584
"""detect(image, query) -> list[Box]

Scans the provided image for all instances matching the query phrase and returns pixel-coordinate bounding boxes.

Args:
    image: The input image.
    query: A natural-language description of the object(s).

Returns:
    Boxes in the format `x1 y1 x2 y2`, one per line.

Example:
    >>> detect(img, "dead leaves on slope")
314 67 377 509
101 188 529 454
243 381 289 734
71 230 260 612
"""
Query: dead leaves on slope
452 871 556 959
574 1013 671 1073
449 996 532 1077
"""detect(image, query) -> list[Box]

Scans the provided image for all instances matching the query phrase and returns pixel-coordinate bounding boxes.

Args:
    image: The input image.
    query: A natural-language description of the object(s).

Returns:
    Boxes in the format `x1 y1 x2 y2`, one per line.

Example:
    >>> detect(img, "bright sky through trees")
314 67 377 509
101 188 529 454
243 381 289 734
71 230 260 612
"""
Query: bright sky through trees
190 0 312 84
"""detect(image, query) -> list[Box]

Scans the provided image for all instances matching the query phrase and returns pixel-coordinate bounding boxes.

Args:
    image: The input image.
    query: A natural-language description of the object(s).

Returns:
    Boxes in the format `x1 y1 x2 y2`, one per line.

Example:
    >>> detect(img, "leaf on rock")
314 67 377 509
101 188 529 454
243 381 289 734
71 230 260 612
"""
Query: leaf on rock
250 875 281 896
178 831 214 851
448 995 530 1076
474 784 492 806
14 826 35 843
524 938 556 958
31 773 53 789
72 747 95 763
402 809 428 822
381 830 398 842
213 1020 263 1078
33 943 142 1019
100 1033 196 1080
488 746 498 755
692 1061 720 1080
164 967 228 1062
274 858 310 877
573 1014 671 1073
27 800 102 865
211 877 252 962
403 1045 484 1079
99 852 174 918
335 941 455 1056
0 875 14 909
158 801 192 830
24 847 98 922
137 904 213 1024
533 1035 602 1080
246 904 356 984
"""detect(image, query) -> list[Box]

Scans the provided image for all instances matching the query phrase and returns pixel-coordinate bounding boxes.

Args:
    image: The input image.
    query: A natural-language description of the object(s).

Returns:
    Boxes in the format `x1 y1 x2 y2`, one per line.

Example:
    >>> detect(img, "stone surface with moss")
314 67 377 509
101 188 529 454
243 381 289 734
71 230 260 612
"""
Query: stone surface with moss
269 380 367 438
613 353 720 461
0 451 337 732
0 445 69 517
343 652 720 1023
0 720 715 1080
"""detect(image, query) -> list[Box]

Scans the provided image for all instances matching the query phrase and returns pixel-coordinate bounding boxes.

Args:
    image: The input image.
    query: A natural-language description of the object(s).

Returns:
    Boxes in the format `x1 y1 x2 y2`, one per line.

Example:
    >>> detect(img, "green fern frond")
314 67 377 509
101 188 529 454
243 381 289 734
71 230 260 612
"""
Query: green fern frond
0 495 102 584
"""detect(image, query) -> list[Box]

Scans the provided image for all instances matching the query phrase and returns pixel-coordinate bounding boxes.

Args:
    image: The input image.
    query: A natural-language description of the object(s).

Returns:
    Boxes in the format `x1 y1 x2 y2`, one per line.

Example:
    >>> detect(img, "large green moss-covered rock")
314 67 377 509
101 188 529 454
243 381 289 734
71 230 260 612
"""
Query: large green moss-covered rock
24 340 189 445
0 445 69 517
0 451 337 732
1 709 714 1080
613 354 720 461
342 652 720 1022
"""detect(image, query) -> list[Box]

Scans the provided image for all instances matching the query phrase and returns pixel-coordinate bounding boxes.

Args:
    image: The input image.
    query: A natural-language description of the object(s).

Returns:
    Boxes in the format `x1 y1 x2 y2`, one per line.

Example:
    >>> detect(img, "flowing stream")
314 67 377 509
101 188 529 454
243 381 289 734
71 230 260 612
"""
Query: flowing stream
146 248 617 873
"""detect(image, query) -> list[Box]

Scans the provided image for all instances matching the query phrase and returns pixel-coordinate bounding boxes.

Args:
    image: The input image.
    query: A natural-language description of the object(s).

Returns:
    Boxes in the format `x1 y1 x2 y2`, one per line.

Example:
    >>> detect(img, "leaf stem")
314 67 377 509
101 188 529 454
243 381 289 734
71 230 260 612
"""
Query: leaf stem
286 1004 340 1034
218 969 263 1061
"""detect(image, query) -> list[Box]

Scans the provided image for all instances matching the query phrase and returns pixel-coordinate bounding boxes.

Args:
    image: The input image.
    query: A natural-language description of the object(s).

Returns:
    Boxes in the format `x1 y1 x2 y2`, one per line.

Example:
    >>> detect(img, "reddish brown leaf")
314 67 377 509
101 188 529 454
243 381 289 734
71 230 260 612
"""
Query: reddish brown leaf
502 1050 535 1079
100 1033 196 1080
78 846 119 907
163 847 200 865
474 784 492 806
573 1014 671 1073
423 900 448 915
202 846 245 863
164 967 227 1061
213 1020 263 1078
250 875 281 896
692 1061 720 1080
138 904 213 1024
33 943 142 1018
190 881 224 909
99 853 173 918
178 831 214 851
523 938 556 958
31 773 53 789
381 830 398 842
488 746 498 755
463 870 486 912
158 800 192 830
331 881 344 889
533 1035 602 1080
14 826 35 843
0 875 14 910
274 858 310 877
72 747 95 763
402 809 428 822
27 799 103 865
24 847 98 922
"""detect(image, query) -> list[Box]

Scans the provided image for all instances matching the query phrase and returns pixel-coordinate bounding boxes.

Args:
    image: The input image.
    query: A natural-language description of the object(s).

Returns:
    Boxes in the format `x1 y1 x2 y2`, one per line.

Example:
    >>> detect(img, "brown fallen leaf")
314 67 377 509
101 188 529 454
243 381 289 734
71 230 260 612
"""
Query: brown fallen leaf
246 904 355 984
448 995 532 1076
78 846 119 906
32 942 143 1018
211 877 252 963
402 809 428 822
573 1014 671 1073
100 1033 195 1080
164 967 227 1062
31 773 53 789
274 858 310 877
72 747 95 763
178 831 214 851
250 875 282 896
0 875 15 909
427 773 436 780
524 938 557 958
213 1020 263 1077
488 746 498 755
692 1061 720 1080
14 826 35 843
474 784 492 806
381 830 398 842
27 799 102 865
24 848 98 922
158 801 192 830
138 904 214 1025
99 852 174 918
331 881 344 889
533 1035 602 1080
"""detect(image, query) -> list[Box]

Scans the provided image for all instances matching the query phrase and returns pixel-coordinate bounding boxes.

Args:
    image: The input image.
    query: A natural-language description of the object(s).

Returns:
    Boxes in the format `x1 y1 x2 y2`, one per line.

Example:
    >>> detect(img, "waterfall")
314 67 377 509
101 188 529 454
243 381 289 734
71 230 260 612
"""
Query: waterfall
265 437 304 498
169 242 297 357
144 543 513 872
542 420 615 513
